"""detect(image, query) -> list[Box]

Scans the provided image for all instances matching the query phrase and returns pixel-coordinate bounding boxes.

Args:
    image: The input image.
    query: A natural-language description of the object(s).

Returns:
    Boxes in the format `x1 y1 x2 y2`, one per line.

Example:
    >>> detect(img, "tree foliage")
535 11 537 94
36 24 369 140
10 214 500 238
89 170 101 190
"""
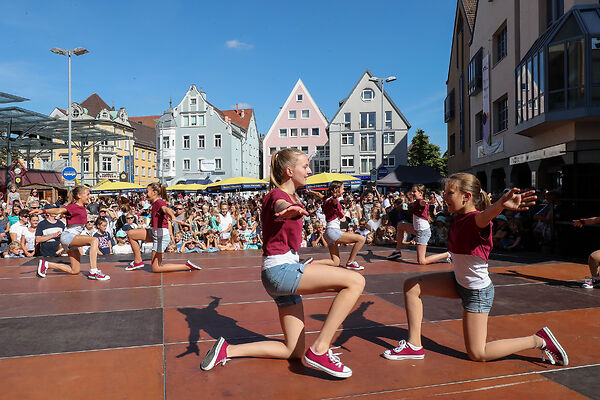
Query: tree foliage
407 129 447 176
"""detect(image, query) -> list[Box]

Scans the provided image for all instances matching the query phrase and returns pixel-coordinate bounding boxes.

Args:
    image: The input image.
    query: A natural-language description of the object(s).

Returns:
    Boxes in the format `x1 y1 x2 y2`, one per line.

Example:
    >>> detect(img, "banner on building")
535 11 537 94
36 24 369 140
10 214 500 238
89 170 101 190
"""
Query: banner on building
478 54 504 159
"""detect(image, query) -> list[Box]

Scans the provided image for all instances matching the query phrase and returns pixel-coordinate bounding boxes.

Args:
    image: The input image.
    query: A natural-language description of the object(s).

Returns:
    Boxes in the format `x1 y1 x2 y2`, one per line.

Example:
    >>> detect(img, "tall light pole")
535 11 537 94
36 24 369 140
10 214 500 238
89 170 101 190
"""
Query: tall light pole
369 75 396 174
50 47 89 170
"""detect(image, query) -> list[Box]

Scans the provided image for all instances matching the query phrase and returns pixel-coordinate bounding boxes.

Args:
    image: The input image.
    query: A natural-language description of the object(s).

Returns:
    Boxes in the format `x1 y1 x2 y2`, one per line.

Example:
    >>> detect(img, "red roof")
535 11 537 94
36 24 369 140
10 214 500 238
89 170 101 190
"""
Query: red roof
130 115 161 128
219 108 253 130
80 93 112 118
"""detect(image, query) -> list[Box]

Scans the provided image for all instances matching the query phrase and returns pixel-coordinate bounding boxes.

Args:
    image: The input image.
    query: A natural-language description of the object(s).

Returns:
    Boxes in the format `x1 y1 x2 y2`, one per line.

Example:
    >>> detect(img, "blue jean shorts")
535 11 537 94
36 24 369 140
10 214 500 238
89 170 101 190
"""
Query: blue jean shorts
414 228 432 245
261 263 305 308
60 231 78 252
324 228 343 246
148 228 170 253
454 275 495 313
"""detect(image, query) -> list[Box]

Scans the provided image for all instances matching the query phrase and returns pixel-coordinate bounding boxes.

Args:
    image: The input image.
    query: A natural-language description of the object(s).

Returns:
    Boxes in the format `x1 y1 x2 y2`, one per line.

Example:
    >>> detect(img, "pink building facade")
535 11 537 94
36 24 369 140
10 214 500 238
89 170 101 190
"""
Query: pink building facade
263 79 329 177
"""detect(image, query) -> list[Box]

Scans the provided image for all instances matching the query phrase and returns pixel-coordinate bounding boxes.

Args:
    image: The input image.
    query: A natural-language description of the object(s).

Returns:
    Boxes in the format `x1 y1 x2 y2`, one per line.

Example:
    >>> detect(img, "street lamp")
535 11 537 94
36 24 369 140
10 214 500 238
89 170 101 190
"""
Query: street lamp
369 75 396 174
50 47 89 171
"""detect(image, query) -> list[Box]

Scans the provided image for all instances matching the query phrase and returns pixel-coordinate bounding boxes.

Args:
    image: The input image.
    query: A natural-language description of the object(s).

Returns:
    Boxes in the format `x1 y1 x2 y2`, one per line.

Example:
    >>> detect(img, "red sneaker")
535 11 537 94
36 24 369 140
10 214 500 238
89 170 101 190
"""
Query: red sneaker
88 270 110 281
186 260 202 270
201 337 229 370
304 347 352 378
126 261 145 271
344 261 365 271
37 260 48 278
382 340 425 360
536 327 568 366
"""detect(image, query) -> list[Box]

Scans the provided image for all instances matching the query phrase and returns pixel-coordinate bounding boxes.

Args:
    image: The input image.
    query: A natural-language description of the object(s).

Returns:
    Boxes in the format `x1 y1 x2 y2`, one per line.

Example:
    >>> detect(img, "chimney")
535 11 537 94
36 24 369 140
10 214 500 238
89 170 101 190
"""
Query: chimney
241 110 245 118
236 103 239 113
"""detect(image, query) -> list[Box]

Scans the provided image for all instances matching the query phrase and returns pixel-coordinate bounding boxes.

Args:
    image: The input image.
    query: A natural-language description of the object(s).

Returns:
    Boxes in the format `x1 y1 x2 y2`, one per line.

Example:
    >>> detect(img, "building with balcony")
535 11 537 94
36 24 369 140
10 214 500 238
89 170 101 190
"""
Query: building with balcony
263 79 330 177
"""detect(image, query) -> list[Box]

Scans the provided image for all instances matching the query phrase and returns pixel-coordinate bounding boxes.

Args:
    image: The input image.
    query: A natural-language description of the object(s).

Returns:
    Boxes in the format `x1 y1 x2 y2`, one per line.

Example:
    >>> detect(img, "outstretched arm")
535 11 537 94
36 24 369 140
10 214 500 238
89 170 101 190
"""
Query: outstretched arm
574 216 600 228
274 199 309 220
475 188 537 229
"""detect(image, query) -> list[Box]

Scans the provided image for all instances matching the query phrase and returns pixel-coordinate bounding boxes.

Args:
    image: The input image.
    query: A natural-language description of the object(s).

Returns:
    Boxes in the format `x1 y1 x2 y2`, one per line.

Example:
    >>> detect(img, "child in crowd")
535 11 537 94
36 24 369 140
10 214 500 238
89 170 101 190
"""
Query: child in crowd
356 219 370 237
21 213 39 257
112 230 133 254
430 215 449 247
94 217 113 255
5 241 24 258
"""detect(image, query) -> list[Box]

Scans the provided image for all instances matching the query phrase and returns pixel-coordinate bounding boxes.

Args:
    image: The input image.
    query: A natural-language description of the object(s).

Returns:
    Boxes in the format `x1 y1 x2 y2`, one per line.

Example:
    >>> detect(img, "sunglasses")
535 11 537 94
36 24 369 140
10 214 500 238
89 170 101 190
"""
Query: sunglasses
126 217 135 220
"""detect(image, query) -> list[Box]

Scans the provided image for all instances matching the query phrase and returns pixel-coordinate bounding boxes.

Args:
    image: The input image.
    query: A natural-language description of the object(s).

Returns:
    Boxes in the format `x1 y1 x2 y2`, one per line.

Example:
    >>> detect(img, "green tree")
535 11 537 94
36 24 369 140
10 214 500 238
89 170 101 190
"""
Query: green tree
407 129 447 176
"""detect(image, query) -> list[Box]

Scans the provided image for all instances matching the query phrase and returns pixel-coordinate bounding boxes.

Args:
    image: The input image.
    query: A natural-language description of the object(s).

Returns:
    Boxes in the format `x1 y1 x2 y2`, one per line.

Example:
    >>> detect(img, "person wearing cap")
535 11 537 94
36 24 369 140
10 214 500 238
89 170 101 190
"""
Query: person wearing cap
492 214 509 246
35 205 65 257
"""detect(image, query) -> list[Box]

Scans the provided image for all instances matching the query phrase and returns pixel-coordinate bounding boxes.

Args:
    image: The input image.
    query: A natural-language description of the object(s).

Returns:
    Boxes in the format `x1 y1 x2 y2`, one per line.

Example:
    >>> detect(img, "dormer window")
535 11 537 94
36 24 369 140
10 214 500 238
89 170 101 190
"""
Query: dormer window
296 94 303 101
190 98 197 105
361 89 375 101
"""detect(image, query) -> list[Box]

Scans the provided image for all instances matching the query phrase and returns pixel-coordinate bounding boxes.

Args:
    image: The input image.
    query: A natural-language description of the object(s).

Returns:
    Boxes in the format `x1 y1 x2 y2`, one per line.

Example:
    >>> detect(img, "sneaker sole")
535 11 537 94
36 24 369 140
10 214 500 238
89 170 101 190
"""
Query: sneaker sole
88 275 110 281
542 327 569 366
37 261 46 278
582 284 594 289
201 337 225 371
303 354 352 378
382 352 425 360
344 265 365 271
125 265 145 271
187 262 202 271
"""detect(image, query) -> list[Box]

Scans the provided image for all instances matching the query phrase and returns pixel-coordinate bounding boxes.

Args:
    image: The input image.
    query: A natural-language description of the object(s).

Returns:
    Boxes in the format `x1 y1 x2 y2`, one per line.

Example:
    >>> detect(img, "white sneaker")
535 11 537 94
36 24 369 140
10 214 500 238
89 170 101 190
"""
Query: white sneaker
582 277 595 289
344 261 365 271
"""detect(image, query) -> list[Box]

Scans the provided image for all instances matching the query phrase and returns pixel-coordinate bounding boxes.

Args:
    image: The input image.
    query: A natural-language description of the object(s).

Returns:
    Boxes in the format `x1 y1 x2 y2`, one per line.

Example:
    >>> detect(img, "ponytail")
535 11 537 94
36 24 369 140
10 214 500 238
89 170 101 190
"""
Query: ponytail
328 181 343 198
147 182 167 199
476 189 492 211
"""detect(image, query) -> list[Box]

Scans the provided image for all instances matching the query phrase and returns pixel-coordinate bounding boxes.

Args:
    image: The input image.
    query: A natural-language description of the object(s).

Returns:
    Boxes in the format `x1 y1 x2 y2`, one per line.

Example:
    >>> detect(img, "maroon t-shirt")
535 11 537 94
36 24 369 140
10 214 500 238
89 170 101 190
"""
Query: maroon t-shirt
262 189 304 256
409 200 429 220
448 211 493 261
151 198 169 228
323 197 344 222
65 203 87 225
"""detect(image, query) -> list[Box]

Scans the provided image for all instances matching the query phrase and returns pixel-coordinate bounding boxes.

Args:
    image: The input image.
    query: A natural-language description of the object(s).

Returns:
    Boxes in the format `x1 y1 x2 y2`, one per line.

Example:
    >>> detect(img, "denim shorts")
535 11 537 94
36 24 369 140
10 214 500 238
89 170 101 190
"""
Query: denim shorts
261 263 305 308
414 228 432 245
324 228 343 246
149 228 170 253
60 231 78 252
454 275 495 313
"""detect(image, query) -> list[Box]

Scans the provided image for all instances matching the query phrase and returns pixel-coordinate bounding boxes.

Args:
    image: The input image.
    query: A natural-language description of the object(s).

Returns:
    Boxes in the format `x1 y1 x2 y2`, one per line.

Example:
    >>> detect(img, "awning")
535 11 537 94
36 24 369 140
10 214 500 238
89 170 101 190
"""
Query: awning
206 177 267 191
377 165 443 187
304 173 362 190
167 183 207 192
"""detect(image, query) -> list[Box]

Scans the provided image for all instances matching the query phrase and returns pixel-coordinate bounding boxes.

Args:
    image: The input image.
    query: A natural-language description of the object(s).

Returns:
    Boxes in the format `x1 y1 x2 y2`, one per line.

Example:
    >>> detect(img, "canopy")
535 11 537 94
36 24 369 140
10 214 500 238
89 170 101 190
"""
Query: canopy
377 165 443 187
305 173 361 190
90 181 146 193
166 183 207 192
206 176 267 191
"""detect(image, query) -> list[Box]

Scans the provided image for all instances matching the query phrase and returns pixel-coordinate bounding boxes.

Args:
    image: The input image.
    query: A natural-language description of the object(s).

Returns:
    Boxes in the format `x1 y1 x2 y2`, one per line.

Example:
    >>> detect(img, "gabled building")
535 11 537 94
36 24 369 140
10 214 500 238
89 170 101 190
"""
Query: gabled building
328 69 410 180
156 85 260 185
263 79 330 177
129 120 158 186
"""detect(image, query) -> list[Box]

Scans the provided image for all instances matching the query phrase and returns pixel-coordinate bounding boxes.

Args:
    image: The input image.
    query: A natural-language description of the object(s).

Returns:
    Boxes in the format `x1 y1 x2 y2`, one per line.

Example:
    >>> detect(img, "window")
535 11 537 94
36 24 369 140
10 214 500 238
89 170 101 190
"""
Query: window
444 90 455 122
316 145 330 157
475 112 483 142
385 111 392 129
301 128 309 137
142 167 145 177
163 159 170 170
183 159 190 170
547 34 585 111
183 115 189 126
141 151 145 161
125 140 129 151
361 89 375 101
296 94 303 101
198 159 203 170
301 146 309 154
215 134 222 148
83 158 90 172
290 128 298 137
135 166 139 175
198 135 205 148
341 156 354 168
215 158 222 170
162 137 169 149
135 149 139 159
383 131 395 144
494 24 507 64
383 156 395 167
360 112 376 129
360 156 376 173
191 115 197 126
198 115 205 125
183 136 190 149
312 127 320 136
494 95 508 132
279 128 287 137
269 147 276 155
449 134 456 156
288 110 297 119
468 48 483 95
301 110 310 119
341 133 354 145
360 132 376 152
344 113 351 129
190 98 197 105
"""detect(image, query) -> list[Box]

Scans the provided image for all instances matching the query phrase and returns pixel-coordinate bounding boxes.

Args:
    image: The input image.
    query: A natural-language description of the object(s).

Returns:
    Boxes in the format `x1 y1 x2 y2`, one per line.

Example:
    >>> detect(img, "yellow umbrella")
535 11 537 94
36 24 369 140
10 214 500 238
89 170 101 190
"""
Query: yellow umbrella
166 183 206 191
91 181 146 193
206 176 267 191
305 173 361 190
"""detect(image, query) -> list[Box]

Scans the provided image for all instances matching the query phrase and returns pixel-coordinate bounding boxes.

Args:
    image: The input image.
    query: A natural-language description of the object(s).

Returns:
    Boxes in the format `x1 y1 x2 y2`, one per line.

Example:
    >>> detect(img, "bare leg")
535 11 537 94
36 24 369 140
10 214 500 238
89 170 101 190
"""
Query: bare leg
404 272 460 346
462 311 543 361
336 232 366 264
589 250 600 277
227 302 305 359
61 236 100 272
328 244 341 266
128 228 151 264
395 223 415 252
151 251 194 273
415 245 449 265
44 249 82 275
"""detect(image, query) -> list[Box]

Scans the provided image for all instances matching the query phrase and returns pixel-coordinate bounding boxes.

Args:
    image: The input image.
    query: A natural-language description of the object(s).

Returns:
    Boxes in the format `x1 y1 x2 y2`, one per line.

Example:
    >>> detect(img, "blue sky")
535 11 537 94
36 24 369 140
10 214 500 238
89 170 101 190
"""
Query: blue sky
1 0 456 151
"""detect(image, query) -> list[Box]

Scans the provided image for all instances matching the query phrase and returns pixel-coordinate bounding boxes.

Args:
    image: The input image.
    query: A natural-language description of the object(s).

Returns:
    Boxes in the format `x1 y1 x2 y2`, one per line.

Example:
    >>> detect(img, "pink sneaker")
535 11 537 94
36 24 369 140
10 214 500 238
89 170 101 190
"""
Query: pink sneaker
536 327 568 366
201 337 229 370
126 261 145 271
382 340 425 360
88 270 110 281
186 260 202 270
344 261 365 271
582 277 596 289
37 260 48 278
304 347 352 378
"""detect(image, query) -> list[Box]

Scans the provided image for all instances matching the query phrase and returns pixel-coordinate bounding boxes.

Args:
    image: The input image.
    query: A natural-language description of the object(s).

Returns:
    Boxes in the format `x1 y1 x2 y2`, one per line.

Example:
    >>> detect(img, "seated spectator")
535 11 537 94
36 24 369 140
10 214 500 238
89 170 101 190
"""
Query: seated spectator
367 208 382 232
356 219 370 237
309 221 327 247
94 217 114 255
5 241 24 258
181 238 204 253
21 214 39 257
501 220 523 251
430 215 449 247
493 215 509 246
374 226 395 246
35 207 65 257
9 209 29 244
121 214 138 231
112 230 133 254
173 231 184 252
218 230 243 251
365 232 374 245
202 230 220 252
80 220 97 255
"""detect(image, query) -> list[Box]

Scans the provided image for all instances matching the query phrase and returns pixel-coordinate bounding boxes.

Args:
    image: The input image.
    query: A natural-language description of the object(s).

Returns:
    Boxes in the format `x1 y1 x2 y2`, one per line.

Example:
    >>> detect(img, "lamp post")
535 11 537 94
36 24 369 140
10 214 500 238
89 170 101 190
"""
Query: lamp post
368 75 396 173
50 47 89 171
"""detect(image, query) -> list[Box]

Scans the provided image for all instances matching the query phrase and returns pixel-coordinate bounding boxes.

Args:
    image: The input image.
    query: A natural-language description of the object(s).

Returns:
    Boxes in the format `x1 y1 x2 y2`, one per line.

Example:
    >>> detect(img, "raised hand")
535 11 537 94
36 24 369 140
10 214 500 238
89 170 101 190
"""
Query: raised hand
500 188 537 211
275 205 309 220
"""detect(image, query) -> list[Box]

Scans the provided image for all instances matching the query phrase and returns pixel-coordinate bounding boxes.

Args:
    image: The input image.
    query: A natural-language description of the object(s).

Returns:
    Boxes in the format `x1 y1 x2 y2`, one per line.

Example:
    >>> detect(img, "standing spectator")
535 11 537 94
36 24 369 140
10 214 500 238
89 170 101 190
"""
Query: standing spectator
94 217 113 255
35 206 65 257
26 189 40 208
218 202 233 237
7 184 20 211
0 205 9 254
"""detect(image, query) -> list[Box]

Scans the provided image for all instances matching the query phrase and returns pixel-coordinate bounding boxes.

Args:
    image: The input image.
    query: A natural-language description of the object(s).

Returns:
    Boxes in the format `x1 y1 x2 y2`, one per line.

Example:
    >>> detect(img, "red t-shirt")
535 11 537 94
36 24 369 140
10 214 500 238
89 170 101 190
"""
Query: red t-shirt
65 203 87 225
323 197 344 222
151 198 169 228
448 211 493 261
261 189 303 256
409 200 429 220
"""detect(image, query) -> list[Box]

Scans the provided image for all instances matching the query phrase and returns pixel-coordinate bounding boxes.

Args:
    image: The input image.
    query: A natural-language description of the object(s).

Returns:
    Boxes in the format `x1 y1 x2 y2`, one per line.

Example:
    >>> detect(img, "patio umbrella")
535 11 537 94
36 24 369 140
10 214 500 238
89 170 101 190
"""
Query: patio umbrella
90 181 146 194
206 176 267 192
305 173 361 190
166 183 206 192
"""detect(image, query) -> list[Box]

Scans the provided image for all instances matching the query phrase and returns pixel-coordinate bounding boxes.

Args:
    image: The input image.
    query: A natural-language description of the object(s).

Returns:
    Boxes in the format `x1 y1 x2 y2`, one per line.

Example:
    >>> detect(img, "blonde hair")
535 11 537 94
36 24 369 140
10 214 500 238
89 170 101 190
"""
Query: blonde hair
269 148 306 190
445 173 491 211
68 186 89 204
147 183 167 199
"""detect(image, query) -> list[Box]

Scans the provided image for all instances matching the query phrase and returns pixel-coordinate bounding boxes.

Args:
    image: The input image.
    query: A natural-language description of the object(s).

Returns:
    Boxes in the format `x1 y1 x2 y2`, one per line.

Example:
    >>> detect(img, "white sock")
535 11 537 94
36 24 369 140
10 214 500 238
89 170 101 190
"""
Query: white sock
408 342 423 350
90 268 98 274
540 338 547 349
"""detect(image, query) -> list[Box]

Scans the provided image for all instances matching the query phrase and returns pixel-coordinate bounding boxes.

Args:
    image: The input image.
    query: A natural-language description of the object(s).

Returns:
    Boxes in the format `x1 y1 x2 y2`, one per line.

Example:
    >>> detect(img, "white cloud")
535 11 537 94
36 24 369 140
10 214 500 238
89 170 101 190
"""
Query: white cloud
225 39 253 50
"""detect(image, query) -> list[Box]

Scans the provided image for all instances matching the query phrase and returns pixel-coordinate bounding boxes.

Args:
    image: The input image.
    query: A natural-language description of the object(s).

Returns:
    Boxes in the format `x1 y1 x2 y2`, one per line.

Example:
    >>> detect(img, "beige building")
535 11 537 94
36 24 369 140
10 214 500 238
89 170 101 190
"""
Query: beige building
446 0 600 201
129 117 159 186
